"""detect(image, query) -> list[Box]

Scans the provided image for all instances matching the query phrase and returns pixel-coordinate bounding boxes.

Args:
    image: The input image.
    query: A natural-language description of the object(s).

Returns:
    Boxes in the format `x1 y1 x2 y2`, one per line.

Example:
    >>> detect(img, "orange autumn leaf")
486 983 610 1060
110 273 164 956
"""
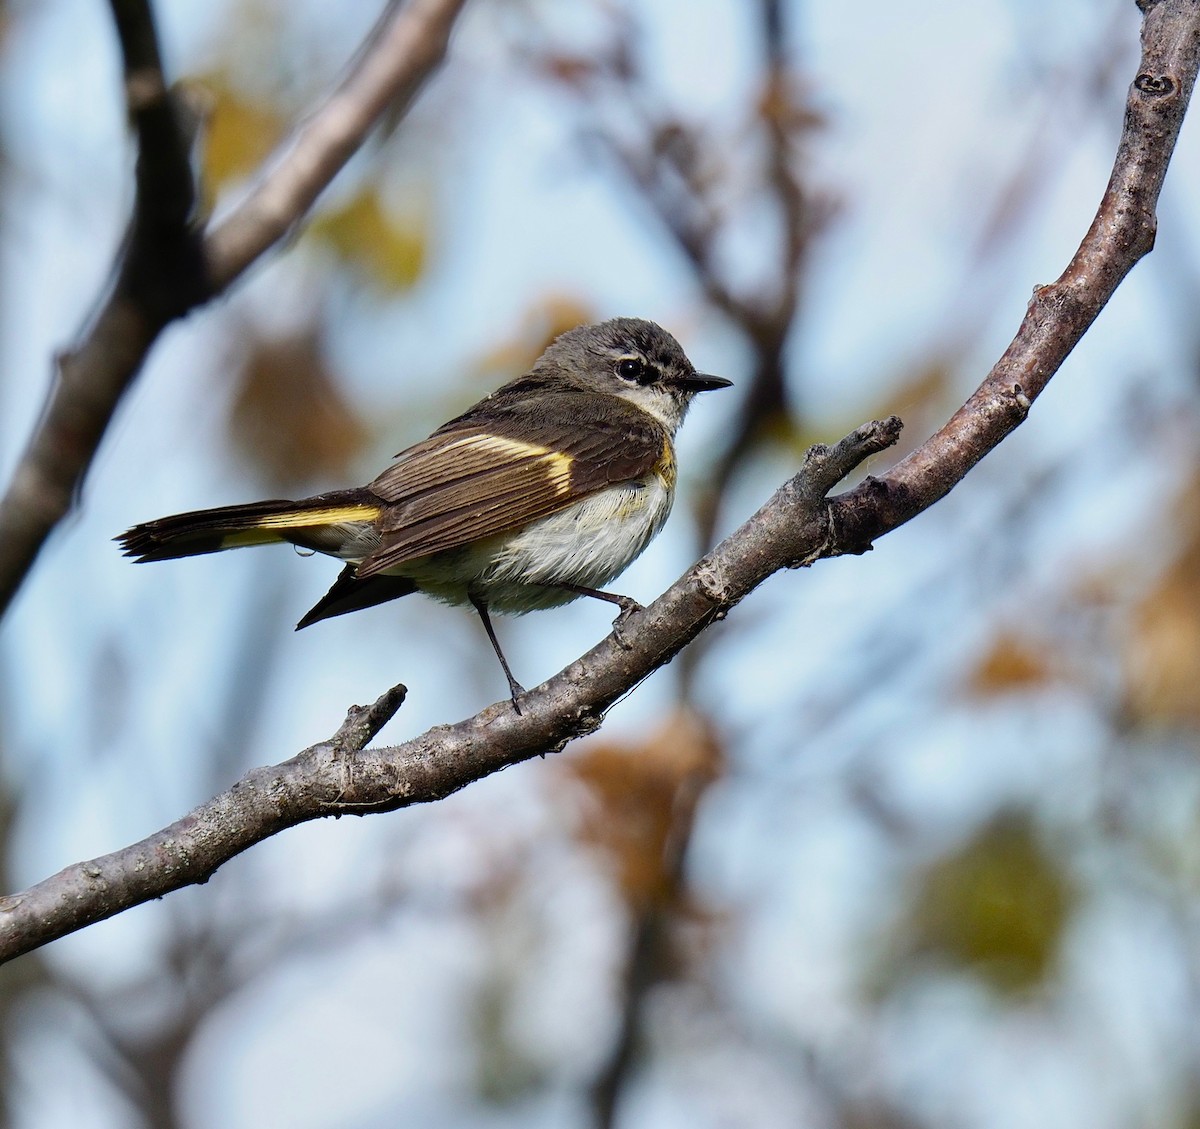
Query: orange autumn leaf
965 632 1062 697
227 329 369 490
564 710 723 913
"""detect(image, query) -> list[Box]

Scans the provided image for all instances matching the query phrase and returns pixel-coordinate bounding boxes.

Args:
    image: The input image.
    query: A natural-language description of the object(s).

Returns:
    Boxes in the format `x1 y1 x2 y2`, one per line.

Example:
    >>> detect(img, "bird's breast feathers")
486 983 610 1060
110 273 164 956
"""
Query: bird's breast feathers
392 470 675 614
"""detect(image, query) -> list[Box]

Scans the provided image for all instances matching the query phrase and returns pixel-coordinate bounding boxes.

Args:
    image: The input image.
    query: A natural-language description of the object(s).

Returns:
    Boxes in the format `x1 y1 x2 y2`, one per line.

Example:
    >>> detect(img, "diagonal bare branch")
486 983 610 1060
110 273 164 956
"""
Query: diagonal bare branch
0 419 901 962
831 0 1200 544
0 0 469 619
204 0 462 288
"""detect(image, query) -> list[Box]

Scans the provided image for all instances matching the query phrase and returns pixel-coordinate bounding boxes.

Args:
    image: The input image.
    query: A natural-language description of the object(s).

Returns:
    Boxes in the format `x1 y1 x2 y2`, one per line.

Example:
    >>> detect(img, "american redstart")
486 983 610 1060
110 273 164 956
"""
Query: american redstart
118 318 731 709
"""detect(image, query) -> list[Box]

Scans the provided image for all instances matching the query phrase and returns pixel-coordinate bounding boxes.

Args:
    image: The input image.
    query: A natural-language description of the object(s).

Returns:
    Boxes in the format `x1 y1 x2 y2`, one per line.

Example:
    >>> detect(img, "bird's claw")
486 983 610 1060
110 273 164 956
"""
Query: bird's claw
611 596 644 627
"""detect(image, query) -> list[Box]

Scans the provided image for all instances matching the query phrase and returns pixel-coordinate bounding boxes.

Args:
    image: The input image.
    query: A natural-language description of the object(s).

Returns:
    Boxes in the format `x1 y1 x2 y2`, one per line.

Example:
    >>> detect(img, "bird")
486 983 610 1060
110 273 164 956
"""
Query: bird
118 317 731 710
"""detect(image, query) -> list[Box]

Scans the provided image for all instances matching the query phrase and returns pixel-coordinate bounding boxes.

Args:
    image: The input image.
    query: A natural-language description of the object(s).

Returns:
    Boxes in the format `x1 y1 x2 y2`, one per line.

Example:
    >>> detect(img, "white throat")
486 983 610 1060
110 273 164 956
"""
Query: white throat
611 383 689 433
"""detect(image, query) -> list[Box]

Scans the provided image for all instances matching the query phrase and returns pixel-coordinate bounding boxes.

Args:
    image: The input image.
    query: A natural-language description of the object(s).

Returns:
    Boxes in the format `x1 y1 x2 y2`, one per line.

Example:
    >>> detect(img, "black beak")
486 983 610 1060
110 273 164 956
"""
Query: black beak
675 372 733 393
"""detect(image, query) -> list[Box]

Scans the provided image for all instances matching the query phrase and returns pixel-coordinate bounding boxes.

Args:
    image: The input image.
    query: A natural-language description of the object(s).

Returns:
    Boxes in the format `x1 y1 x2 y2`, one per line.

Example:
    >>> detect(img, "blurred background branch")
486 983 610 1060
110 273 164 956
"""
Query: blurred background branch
0 0 467 618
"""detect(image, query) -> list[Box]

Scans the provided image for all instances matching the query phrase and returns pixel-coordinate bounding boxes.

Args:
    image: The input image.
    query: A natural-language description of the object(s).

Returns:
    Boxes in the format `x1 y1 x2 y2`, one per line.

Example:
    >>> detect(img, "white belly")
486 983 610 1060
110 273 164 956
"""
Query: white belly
393 476 674 614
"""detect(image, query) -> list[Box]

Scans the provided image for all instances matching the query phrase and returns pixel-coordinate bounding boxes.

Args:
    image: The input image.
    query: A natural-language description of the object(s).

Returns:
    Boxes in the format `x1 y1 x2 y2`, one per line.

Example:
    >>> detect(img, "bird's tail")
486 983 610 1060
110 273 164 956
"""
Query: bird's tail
116 492 383 563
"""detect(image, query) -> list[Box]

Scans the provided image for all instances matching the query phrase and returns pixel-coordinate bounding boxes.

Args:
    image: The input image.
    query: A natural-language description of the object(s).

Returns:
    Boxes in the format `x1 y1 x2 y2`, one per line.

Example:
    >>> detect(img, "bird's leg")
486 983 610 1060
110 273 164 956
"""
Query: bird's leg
552 582 644 625
471 596 525 713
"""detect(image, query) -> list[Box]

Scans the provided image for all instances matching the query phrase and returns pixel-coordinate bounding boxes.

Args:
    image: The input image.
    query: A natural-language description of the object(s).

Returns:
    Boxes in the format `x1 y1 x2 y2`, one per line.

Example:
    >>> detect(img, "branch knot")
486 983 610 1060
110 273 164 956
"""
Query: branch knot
693 559 732 606
1135 72 1176 96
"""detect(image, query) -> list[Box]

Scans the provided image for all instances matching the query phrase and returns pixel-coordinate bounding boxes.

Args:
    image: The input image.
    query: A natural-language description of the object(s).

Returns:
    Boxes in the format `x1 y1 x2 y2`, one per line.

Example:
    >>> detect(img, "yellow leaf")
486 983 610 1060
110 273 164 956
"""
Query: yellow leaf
886 810 1076 996
309 187 428 292
199 78 284 211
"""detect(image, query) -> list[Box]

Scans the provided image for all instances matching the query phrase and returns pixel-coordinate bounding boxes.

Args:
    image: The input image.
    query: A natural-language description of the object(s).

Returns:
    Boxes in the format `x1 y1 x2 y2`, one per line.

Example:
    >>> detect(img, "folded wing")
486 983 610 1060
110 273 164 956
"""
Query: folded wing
358 392 667 577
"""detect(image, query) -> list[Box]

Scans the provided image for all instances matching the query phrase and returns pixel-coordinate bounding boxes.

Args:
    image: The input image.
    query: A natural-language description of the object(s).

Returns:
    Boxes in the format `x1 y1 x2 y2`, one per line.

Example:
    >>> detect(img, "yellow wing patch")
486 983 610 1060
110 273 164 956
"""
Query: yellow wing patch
452 434 574 497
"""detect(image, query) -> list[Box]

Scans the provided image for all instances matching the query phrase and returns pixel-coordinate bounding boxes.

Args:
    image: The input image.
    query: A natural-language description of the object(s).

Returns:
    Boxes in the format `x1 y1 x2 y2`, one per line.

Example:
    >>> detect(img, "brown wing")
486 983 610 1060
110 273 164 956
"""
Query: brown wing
357 392 667 578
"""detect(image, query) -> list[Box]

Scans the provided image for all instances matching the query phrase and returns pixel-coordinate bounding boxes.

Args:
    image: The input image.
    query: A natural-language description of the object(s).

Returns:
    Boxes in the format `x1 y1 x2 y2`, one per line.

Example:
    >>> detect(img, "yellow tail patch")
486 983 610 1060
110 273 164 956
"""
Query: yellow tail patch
248 504 382 530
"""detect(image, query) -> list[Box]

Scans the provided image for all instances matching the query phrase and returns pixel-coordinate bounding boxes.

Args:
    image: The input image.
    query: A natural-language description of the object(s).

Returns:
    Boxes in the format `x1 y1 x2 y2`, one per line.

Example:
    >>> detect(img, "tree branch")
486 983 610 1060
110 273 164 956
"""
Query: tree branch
204 0 461 288
0 0 468 618
1 0 1196 965
0 0 202 618
0 419 900 963
832 0 1200 543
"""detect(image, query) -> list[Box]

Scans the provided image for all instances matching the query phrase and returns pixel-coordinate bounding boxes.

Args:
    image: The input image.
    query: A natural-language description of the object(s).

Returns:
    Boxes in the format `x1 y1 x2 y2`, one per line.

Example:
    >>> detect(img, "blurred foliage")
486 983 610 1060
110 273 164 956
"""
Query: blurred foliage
965 631 1066 698
197 74 285 213
472 295 596 383
880 810 1077 997
564 710 723 916
226 327 370 490
1123 473 1200 729
308 185 429 293
469 865 551 1108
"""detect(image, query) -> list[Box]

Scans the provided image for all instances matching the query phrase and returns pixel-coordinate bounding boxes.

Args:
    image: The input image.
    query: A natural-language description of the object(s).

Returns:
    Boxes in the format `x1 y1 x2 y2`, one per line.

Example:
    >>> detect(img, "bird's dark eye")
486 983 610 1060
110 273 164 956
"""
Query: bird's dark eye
616 358 648 383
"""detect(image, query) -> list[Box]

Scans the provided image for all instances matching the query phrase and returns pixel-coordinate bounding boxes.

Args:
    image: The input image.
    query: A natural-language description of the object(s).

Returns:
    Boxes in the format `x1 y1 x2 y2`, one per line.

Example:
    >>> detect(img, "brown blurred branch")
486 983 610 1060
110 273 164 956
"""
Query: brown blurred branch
0 0 1196 964
544 1 820 549
0 0 468 618
0 0 202 618
589 8 809 1115
704 0 809 508
587 761 709 1129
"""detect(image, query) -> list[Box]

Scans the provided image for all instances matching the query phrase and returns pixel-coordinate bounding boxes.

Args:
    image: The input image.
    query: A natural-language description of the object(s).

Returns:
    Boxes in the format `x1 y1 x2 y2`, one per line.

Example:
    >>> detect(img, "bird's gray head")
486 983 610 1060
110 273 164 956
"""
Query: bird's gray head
536 317 732 431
